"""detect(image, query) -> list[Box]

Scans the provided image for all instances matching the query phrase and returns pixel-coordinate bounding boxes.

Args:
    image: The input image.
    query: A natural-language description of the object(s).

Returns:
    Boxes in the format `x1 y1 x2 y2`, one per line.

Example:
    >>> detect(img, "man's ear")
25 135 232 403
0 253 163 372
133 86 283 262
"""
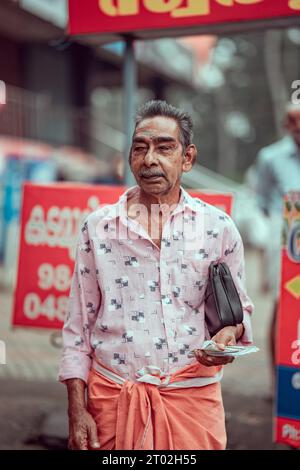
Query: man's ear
182 145 197 173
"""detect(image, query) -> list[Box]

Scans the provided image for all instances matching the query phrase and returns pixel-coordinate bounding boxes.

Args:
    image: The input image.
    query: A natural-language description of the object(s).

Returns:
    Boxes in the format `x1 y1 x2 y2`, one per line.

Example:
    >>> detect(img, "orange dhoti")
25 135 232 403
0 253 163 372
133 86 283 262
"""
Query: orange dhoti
87 360 227 450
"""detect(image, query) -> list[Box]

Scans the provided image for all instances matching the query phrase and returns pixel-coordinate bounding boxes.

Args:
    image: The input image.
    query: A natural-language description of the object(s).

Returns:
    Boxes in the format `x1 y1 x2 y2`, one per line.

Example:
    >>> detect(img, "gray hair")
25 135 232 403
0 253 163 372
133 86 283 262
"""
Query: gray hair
134 100 194 152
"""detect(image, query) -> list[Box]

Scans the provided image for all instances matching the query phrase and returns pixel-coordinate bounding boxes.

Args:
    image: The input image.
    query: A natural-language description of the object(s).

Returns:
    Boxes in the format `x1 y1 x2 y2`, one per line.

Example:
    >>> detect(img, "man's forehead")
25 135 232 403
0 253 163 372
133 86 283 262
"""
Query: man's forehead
134 116 180 139
133 133 177 143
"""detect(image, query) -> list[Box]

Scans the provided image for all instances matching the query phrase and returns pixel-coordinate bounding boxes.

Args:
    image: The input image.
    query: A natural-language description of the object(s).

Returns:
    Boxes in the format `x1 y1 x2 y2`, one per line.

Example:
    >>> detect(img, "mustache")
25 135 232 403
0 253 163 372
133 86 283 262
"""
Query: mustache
139 170 165 178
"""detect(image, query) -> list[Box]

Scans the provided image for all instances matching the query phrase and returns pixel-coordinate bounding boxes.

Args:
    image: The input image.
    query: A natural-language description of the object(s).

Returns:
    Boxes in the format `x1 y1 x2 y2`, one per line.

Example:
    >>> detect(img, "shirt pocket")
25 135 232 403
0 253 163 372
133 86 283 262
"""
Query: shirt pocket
176 249 210 309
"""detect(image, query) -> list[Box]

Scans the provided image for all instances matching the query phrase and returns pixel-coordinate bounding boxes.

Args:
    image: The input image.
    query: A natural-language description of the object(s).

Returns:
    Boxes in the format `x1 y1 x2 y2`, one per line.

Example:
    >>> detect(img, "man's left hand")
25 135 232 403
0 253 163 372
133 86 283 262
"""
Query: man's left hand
194 325 240 367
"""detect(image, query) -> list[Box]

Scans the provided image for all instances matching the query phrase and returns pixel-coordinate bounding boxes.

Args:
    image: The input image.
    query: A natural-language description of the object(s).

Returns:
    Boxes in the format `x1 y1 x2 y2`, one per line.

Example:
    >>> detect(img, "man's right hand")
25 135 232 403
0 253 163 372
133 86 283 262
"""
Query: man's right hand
65 378 100 450
68 406 100 450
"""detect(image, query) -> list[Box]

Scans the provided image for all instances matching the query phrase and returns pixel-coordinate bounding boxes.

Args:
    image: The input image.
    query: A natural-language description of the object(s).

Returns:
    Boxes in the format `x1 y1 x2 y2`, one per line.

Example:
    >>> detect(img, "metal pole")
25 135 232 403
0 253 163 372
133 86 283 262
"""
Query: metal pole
123 37 137 187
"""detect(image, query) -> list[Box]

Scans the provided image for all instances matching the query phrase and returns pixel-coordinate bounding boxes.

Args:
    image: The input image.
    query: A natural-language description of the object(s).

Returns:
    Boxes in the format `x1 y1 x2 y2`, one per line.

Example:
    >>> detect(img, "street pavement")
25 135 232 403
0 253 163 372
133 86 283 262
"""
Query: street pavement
0 249 289 450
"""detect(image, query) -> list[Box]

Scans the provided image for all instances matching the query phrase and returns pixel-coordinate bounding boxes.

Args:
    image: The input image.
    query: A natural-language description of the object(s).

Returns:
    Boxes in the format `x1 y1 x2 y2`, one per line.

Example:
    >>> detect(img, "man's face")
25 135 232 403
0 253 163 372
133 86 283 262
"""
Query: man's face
287 110 300 147
130 116 194 196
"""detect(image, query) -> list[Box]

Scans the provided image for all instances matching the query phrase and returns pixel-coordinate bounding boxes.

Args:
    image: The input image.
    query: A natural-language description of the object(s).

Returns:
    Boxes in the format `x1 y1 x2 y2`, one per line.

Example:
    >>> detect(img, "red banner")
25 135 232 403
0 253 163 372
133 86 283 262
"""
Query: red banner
275 192 300 448
189 190 233 215
68 0 300 37
12 183 232 330
276 252 300 367
12 183 126 330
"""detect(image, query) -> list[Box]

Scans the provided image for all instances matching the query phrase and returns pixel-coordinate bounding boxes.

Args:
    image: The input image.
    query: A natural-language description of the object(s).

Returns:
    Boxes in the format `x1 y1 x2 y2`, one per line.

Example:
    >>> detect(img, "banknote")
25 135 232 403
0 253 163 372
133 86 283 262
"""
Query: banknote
187 340 259 358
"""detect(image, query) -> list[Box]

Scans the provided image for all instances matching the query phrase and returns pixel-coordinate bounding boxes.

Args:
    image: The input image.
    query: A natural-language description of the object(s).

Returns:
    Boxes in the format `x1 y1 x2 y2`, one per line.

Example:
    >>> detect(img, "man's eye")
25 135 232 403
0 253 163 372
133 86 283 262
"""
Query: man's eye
159 146 172 151
134 146 146 152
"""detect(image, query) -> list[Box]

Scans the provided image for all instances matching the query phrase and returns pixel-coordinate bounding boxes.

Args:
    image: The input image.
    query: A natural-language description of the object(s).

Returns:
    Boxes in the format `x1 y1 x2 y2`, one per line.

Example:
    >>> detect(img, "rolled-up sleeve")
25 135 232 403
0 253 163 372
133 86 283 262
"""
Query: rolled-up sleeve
58 218 101 384
221 217 254 345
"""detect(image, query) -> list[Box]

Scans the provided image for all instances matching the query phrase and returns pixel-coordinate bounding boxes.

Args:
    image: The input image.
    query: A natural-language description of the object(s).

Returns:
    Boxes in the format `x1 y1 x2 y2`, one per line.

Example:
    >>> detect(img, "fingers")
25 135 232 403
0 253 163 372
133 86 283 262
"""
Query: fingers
194 350 235 367
68 411 100 451
224 356 235 364
209 339 225 351
211 326 237 348
68 430 89 450
194 350 216 367
76 433 89 450
88 422 101 450
68 438 88 450
211 336 226 350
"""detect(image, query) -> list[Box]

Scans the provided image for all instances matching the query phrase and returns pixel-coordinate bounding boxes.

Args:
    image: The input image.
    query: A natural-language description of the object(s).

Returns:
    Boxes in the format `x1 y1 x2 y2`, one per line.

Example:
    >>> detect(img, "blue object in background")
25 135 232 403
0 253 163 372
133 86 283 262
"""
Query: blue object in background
25 158 57 183
3 156 25 226
276 365 300 421
103 41 125 56
0 155 25 266
0 155 57 265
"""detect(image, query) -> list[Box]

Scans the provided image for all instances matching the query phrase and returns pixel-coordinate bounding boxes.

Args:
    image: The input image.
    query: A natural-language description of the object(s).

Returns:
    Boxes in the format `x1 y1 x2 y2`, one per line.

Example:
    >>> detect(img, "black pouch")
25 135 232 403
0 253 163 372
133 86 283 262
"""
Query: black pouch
204 262 244 337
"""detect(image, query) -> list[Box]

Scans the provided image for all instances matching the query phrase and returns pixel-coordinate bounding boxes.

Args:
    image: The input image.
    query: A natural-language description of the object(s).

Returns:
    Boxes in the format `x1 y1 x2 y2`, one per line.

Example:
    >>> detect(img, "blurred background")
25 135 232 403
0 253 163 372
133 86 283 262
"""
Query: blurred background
0 0 299 450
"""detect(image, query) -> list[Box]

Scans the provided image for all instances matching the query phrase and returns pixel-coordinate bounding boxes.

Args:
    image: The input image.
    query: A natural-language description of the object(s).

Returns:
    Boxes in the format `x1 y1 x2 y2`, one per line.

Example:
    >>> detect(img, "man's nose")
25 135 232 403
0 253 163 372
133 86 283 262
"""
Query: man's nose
143 147 158 166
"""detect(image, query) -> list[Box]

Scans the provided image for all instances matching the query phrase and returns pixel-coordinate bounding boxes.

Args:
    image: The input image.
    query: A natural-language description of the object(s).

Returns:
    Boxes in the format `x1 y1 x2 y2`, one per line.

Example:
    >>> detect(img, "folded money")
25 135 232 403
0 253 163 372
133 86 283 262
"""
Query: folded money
188 340 259 358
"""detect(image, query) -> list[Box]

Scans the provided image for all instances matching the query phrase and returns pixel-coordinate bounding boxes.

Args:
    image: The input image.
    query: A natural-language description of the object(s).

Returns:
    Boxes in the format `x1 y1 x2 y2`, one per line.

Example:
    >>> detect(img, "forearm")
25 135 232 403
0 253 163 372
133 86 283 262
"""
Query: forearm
65 378 87 416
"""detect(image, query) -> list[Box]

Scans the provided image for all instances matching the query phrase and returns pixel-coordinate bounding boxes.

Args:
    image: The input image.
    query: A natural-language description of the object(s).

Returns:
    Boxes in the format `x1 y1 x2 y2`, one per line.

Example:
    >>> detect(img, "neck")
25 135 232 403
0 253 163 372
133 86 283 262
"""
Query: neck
138 186 181 212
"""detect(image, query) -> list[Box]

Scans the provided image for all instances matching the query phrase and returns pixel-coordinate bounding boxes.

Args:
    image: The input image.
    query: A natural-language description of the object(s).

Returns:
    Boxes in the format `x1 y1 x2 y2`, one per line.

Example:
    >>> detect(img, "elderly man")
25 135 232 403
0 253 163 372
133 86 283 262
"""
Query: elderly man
59 100 253 450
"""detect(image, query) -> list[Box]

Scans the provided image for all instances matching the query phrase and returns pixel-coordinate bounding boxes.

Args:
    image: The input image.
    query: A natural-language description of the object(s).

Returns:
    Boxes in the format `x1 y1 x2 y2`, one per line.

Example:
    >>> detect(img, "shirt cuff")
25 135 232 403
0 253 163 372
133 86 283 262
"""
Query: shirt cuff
58 350 92 385
237 310 253 345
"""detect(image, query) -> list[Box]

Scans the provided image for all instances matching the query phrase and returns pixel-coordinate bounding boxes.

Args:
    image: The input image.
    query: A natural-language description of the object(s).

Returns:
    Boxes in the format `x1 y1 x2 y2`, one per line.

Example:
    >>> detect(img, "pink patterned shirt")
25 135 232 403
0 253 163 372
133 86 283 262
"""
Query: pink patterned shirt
58 186 253 384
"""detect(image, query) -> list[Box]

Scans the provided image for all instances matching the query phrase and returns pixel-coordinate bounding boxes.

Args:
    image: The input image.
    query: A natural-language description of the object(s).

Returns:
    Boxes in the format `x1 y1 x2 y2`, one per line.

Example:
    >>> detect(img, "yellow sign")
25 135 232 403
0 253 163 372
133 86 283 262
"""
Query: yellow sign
285 275 300 300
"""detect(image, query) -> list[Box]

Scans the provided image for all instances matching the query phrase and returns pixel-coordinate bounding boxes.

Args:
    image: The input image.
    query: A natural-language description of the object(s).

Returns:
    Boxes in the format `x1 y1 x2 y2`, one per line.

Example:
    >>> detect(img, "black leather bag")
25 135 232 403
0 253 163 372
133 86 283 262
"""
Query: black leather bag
204 262 244 337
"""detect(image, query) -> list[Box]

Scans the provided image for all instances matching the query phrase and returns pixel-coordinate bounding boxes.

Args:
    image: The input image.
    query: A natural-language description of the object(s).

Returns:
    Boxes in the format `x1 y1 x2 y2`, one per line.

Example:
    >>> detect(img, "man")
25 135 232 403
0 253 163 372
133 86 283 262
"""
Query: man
59 100 253 450
254 103 300 369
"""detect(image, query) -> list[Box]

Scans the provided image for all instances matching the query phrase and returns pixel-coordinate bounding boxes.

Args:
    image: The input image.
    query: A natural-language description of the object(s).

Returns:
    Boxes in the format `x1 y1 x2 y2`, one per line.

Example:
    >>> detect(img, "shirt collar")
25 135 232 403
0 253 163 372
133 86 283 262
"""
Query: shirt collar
179 186 206 213
101 184 205 222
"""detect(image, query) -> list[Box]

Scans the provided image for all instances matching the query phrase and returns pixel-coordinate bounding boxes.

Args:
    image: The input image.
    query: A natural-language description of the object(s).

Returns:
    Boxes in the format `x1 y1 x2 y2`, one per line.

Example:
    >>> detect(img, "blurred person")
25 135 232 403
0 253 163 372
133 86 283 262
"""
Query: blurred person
254 103 300 376
58 100 254 450
242 166 270 293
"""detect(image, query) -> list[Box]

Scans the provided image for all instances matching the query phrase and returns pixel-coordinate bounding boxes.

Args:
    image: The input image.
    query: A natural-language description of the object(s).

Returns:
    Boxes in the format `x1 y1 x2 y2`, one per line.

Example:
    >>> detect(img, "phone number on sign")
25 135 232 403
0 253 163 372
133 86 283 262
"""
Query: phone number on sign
23 294 68 322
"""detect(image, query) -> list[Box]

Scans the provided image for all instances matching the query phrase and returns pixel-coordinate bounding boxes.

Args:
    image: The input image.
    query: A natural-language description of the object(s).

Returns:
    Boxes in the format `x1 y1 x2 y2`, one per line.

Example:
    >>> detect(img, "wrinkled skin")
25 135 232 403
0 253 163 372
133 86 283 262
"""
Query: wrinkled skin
66 378 100 451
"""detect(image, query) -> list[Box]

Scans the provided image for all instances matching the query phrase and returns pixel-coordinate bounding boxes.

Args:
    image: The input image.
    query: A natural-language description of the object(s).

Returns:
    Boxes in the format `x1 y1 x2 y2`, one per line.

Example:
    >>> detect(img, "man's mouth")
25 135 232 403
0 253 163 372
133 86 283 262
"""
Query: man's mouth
140 174 164 180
